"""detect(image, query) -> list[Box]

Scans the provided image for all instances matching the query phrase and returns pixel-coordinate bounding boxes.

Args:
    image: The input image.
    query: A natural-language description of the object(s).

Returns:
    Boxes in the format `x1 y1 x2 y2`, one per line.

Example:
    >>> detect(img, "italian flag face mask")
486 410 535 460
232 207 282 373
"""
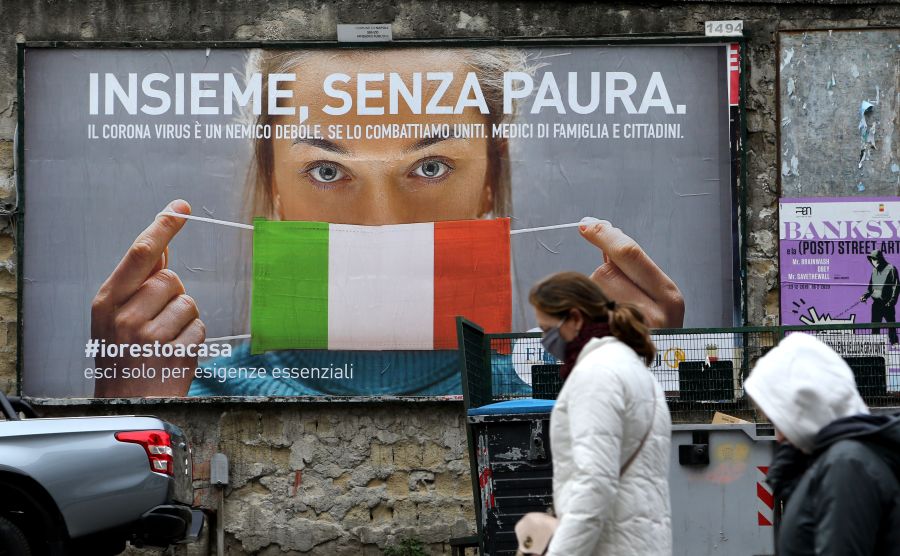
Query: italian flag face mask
249 217 512 353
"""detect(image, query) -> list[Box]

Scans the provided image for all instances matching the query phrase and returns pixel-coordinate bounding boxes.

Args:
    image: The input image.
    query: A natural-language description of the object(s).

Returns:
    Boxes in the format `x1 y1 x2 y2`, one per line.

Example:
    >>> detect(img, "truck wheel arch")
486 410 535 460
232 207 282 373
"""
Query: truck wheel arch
0 472 69 553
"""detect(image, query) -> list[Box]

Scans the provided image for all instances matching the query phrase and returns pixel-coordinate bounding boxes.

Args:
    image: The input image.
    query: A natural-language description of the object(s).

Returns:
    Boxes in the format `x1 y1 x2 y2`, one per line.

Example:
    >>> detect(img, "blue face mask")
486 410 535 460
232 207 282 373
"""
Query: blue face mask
541 315 568 360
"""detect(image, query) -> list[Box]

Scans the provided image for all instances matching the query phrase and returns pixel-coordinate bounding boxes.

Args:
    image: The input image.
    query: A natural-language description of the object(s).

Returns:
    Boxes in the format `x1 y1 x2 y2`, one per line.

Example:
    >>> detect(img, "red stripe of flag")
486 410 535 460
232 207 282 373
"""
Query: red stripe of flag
433 219 511 349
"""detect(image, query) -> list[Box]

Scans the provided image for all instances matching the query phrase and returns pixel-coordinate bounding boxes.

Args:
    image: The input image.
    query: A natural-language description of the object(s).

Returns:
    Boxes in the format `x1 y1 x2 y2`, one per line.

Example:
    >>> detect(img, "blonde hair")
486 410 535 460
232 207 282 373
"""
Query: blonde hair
240 47 534 221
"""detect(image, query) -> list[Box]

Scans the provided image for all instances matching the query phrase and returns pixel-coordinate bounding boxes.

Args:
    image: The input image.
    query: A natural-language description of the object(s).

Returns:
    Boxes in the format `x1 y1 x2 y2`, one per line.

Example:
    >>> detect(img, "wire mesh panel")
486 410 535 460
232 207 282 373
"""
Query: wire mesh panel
784 323 900 408
487 335 560 403
652 328 778 423
479 329 775 422
459 323 900 424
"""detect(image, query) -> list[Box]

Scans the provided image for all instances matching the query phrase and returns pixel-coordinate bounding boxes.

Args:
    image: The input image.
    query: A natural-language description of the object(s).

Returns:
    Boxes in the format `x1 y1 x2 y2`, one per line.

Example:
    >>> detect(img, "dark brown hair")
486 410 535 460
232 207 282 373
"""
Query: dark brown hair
528 271 656 365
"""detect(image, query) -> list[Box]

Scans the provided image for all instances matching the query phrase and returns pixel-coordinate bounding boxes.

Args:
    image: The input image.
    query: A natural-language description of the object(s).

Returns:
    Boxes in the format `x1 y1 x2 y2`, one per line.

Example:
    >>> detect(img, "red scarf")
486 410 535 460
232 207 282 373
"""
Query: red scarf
560 321 612 380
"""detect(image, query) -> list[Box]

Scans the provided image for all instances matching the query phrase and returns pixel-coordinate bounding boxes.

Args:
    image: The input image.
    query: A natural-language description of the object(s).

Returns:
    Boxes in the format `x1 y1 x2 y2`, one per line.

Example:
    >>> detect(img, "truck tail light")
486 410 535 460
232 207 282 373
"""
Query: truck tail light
115 430 174 476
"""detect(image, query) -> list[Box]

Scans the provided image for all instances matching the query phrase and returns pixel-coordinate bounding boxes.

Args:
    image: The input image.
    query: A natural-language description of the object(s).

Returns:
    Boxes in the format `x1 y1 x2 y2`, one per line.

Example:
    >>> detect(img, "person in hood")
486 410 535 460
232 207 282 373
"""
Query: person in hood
744 332 900 555
529 272 672 556
859 249 899 345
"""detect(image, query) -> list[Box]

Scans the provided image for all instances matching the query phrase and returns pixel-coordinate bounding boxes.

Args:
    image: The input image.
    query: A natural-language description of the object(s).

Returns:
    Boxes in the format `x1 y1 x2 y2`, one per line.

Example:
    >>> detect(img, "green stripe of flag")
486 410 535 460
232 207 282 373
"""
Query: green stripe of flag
251 219 329 354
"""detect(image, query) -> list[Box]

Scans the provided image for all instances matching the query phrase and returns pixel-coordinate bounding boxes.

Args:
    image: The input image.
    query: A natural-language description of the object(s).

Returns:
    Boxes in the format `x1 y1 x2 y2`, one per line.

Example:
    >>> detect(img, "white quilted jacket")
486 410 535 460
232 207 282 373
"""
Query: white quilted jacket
546 336 672 556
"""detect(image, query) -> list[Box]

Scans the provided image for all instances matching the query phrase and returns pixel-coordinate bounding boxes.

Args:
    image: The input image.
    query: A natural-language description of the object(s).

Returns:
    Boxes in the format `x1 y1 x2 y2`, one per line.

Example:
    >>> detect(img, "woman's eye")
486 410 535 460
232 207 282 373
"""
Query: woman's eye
412 159 451 179
307 163 346 183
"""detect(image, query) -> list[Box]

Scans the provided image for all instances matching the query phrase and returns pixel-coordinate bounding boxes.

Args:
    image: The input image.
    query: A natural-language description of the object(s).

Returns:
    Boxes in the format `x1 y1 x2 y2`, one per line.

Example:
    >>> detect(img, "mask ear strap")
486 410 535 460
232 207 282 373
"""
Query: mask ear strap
273 192 284 220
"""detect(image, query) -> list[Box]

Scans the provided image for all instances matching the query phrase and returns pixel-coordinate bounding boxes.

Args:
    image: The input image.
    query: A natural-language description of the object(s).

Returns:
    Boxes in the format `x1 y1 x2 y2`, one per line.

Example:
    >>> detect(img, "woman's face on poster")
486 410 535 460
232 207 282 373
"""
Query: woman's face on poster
270 51 494 225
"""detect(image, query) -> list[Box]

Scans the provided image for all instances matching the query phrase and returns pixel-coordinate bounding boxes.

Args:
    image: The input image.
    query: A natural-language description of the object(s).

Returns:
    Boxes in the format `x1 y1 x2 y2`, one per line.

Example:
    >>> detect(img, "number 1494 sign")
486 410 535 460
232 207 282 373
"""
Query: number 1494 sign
705 21 744 37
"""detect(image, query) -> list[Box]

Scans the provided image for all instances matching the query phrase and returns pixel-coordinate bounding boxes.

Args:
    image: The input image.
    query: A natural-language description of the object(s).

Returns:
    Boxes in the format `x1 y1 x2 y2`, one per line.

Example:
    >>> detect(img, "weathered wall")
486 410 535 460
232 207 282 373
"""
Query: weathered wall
46 401 474 555
2 1 899 554
780 28 900 196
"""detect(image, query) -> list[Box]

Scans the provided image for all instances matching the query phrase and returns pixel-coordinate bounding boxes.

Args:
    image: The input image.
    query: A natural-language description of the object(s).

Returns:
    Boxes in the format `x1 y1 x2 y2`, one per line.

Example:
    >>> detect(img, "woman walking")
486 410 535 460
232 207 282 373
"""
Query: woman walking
529 271 672 556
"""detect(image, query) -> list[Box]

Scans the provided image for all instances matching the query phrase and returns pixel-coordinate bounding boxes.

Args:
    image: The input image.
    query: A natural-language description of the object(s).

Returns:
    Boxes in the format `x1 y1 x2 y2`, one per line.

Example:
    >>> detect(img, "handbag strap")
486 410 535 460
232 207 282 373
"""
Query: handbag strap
620 379 657 476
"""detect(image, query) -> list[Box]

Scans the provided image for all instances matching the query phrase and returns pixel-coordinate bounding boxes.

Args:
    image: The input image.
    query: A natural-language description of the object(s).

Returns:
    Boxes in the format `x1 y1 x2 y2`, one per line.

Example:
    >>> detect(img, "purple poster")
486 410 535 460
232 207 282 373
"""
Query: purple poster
780 197 900 392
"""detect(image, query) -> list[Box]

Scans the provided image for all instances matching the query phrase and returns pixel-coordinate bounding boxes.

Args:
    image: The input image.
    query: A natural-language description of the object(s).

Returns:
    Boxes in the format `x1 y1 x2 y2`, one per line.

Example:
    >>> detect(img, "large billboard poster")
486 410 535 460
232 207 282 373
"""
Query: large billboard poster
780 198 900 392
22 43 740 398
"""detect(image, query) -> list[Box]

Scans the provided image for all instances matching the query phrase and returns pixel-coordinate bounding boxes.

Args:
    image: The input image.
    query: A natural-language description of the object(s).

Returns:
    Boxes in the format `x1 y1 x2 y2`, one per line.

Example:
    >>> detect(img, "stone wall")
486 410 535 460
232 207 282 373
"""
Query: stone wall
46 401 473 555
3 1 899 554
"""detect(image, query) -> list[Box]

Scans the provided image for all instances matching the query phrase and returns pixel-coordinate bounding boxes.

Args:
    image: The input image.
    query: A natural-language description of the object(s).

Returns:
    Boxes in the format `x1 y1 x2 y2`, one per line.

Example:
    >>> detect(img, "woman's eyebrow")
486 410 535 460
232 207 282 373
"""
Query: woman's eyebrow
293 138 351 155
402 135 457 154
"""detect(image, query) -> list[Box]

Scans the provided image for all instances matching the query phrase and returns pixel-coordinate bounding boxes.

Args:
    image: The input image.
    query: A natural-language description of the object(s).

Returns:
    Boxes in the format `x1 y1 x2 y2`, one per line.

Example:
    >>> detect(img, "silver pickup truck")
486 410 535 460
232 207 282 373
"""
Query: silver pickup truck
0 391 204 555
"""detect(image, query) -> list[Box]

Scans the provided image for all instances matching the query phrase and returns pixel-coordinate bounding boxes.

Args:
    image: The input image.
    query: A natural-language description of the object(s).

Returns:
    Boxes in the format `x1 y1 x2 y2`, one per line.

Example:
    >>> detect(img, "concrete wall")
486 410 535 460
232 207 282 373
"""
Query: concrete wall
3 1 899 554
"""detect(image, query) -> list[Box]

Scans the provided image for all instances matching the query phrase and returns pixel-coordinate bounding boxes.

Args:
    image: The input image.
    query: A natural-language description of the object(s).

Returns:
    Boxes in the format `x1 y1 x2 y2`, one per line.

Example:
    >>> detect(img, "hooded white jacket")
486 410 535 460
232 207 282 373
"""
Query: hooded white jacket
546 336 672 556
744 332 868 453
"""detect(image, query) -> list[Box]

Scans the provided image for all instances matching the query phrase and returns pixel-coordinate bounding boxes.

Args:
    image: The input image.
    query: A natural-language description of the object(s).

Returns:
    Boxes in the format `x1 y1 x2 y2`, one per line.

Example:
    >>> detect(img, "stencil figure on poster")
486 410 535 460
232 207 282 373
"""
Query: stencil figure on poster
860 249 900 345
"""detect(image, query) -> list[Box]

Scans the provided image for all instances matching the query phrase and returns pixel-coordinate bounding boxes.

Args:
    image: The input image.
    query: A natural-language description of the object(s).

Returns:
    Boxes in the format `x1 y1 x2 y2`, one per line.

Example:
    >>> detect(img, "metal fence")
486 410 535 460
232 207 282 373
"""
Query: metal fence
457 319 900 423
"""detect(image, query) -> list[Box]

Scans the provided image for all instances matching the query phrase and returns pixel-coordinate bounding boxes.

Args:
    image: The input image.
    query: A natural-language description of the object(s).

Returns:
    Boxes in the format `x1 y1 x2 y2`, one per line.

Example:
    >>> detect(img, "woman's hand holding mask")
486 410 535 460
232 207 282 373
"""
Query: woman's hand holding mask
91 200 203 397
578 220 685 328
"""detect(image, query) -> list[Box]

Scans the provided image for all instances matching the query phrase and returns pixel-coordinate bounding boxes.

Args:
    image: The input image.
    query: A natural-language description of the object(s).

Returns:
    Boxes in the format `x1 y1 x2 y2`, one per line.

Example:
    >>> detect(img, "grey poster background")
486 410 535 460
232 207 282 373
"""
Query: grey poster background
509 45 733 332
23 45 734 397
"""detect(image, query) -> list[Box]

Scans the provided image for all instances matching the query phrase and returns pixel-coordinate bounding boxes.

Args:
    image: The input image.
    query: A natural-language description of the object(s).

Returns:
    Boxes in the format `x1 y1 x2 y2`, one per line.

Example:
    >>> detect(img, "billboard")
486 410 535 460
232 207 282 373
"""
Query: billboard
780 198 900 391
21 43 742 398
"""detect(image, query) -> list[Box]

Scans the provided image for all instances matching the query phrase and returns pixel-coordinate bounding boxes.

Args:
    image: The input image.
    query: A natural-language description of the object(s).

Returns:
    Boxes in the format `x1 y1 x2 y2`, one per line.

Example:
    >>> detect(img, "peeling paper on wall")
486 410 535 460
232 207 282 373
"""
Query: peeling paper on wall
781 47 795 70
858 101 876 168
859 100 874 137
826 72 836 97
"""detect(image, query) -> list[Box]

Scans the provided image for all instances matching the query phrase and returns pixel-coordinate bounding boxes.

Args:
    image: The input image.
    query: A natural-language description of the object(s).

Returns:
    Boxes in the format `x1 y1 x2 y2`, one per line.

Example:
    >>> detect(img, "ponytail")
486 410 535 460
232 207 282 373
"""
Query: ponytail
607 303 656 366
